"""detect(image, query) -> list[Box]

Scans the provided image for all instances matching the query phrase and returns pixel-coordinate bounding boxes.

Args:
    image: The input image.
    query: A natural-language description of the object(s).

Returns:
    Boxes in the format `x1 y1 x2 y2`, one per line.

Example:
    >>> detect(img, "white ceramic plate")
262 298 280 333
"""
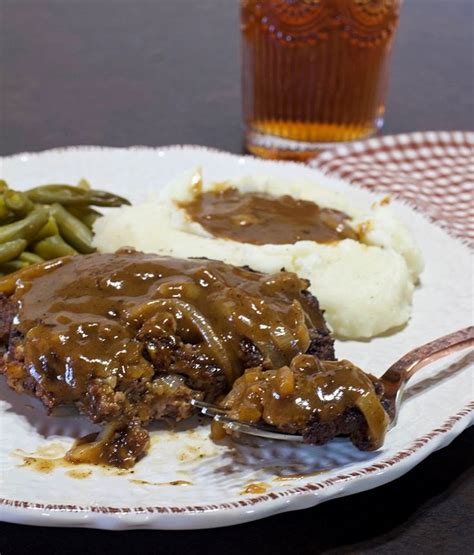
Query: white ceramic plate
0 146 472 530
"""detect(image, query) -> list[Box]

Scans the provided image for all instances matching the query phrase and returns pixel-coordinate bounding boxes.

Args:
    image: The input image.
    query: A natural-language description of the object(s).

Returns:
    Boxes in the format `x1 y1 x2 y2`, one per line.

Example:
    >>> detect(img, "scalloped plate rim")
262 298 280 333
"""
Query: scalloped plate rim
0 144 472 530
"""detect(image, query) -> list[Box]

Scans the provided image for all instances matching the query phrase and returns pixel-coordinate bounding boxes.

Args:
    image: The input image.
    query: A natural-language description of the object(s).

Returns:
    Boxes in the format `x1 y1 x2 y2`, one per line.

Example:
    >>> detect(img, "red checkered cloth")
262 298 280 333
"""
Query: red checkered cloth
310 131 473 244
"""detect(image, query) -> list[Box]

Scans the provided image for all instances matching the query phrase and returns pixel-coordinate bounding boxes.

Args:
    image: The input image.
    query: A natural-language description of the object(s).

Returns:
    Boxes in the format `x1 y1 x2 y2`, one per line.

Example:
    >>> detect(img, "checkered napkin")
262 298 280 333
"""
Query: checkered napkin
310 131 474 244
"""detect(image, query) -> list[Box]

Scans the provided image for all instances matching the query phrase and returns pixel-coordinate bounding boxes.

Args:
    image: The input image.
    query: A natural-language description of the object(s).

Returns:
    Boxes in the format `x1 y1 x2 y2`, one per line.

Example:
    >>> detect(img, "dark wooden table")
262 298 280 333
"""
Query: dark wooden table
1 1 473 553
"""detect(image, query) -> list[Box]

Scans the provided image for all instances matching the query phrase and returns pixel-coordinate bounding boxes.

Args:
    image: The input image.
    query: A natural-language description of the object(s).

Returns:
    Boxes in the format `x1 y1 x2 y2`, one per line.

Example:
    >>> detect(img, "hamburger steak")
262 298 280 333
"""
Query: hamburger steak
0 250 388 468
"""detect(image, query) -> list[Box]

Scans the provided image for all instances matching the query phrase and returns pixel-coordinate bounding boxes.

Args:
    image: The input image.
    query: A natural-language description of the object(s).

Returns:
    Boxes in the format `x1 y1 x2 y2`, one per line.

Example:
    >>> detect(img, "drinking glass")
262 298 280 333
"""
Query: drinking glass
241 0 402 160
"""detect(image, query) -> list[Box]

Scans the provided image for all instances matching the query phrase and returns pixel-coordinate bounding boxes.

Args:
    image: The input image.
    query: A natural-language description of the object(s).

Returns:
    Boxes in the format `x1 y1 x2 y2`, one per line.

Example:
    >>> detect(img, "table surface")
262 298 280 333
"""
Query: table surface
0 1 473 553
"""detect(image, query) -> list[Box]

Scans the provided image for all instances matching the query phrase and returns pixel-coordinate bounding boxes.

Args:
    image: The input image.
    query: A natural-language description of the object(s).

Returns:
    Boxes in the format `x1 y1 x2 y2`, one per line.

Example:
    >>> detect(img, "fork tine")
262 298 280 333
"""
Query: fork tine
213 413 304 442
191 398 229 417
192 398 304 441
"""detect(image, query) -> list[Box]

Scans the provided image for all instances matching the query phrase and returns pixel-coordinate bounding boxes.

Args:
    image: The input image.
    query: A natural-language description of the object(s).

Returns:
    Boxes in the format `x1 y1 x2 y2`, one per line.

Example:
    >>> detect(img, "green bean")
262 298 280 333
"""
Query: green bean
4 190 35 217
49 204 95 253
0 239 28 264
80 189 130 207
19 251 44 265
0 180 127 275
33 235 78 260
0 259 28 274
35 216 60 241
67 206 102 228
0 206 49 244
26 184 88 205
83 212 101 229
77 178 91 191
26 185 130 207
0 197 11 222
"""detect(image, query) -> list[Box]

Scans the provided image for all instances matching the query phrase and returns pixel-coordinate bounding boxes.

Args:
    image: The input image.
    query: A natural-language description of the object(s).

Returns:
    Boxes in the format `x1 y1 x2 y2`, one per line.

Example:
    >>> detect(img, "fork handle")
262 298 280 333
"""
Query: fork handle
388 326 474 380
381 326 474 417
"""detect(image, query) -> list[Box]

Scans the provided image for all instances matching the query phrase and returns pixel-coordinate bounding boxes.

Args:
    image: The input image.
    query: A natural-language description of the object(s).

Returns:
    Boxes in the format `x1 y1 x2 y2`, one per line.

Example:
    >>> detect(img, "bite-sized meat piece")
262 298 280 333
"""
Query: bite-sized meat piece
219 356 389 451
0 249 335 467
303 407 373 451
66 419 151 469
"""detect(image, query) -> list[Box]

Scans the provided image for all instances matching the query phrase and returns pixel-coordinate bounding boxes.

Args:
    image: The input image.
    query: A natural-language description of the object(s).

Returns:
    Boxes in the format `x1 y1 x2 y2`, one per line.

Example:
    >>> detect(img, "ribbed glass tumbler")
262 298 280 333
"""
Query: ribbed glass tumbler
241 0 401 160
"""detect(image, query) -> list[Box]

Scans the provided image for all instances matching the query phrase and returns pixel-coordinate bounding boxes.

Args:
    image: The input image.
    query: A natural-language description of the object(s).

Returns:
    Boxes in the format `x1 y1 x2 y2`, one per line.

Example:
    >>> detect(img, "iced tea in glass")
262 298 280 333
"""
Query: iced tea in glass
241 0 401 160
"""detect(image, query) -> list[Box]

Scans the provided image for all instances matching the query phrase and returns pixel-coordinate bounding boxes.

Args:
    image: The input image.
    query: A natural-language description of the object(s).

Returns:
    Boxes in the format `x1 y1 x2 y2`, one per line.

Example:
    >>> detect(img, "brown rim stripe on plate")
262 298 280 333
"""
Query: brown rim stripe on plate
1 402 472 515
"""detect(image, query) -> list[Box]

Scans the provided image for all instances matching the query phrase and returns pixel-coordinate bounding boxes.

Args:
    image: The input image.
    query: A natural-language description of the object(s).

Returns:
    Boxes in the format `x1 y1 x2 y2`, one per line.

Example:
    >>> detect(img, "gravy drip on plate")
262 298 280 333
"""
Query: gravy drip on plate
180 187 359 245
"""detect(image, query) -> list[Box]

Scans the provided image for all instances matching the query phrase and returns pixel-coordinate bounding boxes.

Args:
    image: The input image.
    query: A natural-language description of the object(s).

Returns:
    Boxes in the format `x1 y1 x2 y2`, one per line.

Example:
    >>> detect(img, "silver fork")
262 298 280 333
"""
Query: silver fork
192 327 474 442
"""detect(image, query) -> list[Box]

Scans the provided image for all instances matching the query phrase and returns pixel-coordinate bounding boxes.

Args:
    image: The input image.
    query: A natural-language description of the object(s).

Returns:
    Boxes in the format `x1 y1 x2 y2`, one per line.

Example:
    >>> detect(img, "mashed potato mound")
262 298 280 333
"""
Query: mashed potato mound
93 170 423 338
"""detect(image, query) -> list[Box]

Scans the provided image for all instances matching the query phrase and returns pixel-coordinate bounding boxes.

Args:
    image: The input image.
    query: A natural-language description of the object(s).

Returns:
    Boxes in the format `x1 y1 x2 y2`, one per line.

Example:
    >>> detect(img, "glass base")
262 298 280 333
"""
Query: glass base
244 121 382 161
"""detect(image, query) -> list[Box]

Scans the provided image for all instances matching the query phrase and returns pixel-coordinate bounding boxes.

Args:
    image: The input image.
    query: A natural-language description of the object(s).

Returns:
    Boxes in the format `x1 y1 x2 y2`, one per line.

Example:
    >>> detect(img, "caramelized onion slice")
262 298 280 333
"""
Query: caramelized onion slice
355 392 390 450
270 301 310 356
128 298 233 383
